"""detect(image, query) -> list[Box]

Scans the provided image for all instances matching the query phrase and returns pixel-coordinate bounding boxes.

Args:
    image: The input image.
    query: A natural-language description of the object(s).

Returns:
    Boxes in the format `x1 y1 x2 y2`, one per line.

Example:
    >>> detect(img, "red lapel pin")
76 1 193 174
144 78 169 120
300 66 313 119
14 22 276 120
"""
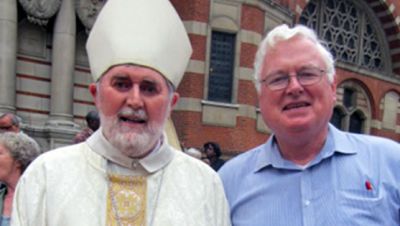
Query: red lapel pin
365 180 373 191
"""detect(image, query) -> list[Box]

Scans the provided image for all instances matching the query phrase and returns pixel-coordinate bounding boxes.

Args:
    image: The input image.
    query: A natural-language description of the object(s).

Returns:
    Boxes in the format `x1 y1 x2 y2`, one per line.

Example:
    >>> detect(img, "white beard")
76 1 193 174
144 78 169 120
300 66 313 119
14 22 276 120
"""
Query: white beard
100 107 167 158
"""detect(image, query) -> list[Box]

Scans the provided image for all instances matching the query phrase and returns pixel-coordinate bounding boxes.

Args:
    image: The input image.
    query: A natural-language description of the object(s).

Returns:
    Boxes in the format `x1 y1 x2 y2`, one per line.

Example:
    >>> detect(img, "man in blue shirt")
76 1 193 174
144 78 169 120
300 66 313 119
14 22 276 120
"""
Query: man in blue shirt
218 24 400 226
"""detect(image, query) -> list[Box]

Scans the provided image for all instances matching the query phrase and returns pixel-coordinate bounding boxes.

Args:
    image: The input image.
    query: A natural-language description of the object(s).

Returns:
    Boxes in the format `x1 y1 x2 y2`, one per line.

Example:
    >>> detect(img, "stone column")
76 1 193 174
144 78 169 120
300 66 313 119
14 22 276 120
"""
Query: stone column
46 0 79 148
0 1 17 113
47 0 77 126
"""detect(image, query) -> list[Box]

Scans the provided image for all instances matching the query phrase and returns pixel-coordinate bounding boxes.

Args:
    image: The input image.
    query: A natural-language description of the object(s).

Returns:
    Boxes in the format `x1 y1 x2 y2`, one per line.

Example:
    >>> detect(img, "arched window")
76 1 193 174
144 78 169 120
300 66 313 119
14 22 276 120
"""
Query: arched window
331 81 371 133
300 0 390 75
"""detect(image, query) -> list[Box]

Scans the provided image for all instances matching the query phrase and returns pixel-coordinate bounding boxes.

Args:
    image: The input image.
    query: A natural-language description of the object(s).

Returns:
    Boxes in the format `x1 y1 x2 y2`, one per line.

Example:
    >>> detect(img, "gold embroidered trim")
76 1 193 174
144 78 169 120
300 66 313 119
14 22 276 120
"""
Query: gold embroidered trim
107 174 147 226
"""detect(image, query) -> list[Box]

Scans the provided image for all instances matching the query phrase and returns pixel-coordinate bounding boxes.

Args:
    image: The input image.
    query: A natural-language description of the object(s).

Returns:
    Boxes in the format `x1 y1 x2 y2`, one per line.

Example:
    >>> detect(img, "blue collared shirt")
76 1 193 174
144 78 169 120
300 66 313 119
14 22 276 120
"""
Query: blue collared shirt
219 124 400 226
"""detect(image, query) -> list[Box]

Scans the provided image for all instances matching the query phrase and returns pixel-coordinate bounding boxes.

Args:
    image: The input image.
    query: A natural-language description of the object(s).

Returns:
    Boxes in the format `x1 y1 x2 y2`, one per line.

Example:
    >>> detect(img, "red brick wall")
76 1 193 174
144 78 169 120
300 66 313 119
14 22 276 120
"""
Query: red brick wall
177 72 204 99
188 34 207 61
237 81 258 106
240 43 257 68
170 0 209 22
241 4 265 34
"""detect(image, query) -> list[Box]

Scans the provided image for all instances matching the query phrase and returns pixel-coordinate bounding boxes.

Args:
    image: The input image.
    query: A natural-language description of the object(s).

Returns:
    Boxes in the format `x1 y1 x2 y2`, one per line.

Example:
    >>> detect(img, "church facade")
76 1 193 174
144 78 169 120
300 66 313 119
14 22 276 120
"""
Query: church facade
1 0 399 155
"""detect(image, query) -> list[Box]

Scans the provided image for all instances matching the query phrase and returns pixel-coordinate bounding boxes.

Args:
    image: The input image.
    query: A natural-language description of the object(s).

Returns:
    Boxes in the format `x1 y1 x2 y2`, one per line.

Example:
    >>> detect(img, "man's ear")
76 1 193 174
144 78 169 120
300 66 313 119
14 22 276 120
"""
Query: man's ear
89 83 98 106
170 92 180 109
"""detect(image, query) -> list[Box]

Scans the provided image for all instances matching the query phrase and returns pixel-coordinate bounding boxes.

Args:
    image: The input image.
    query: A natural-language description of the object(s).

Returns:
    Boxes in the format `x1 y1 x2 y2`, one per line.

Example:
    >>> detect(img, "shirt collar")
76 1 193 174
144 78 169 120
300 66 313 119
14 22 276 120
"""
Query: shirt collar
254 124 357 172
327 124 358 155
86 128 174 173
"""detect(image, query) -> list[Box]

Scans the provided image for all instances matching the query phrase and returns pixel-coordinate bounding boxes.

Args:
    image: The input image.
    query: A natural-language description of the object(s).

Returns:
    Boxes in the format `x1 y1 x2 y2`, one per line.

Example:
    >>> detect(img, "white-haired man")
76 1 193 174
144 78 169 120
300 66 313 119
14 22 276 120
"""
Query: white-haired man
218 24 400 225
11 0 230 225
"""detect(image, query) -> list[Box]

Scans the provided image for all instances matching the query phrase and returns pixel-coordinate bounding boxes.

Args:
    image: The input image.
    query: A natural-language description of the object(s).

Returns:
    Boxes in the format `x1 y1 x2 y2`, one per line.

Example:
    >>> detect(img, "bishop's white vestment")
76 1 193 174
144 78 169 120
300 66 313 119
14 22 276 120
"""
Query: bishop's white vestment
11 130 231 226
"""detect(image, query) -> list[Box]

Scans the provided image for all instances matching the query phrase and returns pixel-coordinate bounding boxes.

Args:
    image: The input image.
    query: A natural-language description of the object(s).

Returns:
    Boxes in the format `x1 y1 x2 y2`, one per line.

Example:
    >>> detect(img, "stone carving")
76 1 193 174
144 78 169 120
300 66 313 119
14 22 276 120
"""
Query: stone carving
75 0 107 32
300 0 386 72
19 0 62 26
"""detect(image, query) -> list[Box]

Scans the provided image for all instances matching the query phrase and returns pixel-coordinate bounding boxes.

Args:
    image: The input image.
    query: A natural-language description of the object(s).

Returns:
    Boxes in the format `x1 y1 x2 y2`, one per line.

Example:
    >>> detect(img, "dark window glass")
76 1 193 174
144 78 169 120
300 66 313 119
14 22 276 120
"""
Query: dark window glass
349 111 363 133
343 88 355 109
207 31 235 103
330 107 344 129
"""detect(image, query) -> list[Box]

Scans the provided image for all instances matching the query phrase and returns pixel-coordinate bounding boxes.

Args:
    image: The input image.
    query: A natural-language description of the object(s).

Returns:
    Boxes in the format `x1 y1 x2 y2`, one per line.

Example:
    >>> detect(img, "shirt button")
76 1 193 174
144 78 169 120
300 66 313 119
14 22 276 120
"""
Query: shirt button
132 162 138 169
304 200 310 206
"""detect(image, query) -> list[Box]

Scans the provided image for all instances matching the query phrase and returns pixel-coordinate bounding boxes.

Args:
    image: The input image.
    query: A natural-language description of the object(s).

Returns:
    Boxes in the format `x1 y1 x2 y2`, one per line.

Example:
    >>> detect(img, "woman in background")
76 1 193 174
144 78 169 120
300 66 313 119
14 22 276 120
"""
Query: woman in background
203 142 225 171
0 132 41 226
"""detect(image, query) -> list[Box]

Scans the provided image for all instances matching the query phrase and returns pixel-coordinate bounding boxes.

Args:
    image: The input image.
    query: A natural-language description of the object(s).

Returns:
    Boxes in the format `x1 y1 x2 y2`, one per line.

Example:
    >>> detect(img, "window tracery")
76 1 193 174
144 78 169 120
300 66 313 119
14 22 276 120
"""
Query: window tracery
300 0 386 73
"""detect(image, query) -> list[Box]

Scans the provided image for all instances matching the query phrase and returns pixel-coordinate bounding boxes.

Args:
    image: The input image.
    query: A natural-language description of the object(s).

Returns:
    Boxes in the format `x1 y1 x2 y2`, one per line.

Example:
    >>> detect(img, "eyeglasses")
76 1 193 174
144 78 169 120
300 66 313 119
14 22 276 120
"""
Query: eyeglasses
259 67 326 91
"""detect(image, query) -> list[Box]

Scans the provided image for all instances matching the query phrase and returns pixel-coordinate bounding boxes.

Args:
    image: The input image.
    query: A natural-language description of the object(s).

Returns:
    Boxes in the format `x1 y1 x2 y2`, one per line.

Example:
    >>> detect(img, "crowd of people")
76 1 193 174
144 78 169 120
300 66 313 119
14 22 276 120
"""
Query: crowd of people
0 0 399 225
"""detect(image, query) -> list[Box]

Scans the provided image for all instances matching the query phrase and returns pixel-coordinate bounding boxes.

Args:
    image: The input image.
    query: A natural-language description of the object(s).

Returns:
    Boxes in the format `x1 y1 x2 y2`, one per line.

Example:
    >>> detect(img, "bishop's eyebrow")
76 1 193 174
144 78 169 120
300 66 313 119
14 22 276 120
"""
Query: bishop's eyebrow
111 73 130 79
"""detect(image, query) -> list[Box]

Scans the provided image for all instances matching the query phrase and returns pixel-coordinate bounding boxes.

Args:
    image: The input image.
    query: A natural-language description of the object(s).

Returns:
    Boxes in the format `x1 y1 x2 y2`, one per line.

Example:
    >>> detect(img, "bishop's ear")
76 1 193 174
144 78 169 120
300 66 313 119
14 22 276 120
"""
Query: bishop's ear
89 83 98 105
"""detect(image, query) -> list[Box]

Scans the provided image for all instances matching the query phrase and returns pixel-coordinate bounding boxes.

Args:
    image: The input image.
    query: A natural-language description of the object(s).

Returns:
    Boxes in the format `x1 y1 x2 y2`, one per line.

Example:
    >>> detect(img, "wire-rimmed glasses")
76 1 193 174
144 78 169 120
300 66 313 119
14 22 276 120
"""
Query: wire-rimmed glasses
259 67 326 91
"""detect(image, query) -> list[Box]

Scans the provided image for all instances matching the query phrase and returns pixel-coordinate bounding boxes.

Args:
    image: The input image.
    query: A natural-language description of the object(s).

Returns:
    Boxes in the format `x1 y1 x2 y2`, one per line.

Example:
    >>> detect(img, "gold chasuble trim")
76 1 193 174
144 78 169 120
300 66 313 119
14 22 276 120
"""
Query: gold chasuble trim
107 174 147 226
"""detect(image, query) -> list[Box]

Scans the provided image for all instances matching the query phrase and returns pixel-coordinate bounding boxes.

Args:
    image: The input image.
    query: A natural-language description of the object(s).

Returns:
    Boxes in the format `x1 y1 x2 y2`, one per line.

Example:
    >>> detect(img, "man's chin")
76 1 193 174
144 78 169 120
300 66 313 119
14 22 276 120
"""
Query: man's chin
110 130 162 157
118 121 147 131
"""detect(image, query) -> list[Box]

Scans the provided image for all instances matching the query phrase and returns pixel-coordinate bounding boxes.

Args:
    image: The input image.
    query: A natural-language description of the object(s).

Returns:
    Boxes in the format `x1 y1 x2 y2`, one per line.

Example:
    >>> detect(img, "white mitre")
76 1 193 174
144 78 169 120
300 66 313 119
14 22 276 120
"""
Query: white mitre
86 0 192 87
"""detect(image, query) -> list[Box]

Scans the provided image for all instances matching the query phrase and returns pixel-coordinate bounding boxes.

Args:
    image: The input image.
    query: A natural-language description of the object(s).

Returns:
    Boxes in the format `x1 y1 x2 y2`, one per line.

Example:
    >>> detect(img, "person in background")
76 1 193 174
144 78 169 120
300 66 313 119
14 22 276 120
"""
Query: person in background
200 151 211 165
86 110 100 132
11 0 230 225
0 114 20 133
0 132 41 226
218 24 400 226
73 110 100 143
203 142 225 171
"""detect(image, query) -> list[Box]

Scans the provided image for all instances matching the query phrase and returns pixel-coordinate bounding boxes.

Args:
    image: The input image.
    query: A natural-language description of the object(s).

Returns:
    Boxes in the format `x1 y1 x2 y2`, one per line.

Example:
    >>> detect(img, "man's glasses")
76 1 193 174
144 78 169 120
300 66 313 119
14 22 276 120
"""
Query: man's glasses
259 67 326 91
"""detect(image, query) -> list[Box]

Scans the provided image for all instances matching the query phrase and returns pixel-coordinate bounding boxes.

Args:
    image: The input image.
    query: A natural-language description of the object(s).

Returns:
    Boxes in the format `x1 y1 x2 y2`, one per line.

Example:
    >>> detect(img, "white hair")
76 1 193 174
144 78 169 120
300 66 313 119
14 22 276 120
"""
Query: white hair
253 24 336 92
0 132 41 173
184 147 202 159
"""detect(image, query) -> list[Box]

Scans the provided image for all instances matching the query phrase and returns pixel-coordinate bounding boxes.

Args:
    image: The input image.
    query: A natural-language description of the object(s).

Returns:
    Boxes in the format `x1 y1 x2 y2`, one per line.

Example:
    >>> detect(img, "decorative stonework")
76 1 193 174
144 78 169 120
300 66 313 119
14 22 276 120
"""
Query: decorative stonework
75 0 107 31
18 21 49 59
19 0 61 26
300 0 387 73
